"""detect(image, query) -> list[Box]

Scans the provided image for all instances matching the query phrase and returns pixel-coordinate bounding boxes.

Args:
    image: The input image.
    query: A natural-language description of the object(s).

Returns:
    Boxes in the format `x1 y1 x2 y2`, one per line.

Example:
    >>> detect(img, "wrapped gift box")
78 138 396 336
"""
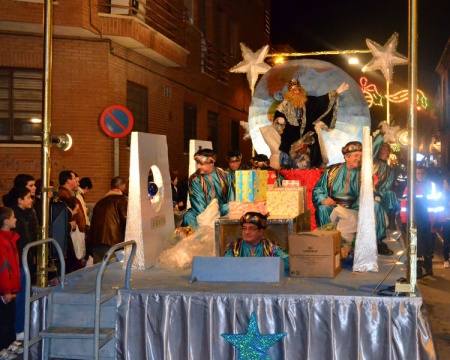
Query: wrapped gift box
280 169 325 230
273 186 307 214
228 201 267 219
236 170 268 202
282 180 300 188
267 170 277 189
266 189 304 217
253 170 268 201
236 170 254 202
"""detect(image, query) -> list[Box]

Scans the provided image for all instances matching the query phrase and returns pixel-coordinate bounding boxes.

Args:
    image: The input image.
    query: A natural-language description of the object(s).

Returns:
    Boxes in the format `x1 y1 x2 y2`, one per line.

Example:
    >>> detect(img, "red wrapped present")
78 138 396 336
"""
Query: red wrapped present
280 169 324 230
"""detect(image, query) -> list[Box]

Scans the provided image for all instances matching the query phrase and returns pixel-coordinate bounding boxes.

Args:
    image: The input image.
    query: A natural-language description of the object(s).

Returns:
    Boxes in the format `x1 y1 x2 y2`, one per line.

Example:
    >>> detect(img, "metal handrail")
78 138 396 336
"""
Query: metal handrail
22 238 65 360
93 240 137 360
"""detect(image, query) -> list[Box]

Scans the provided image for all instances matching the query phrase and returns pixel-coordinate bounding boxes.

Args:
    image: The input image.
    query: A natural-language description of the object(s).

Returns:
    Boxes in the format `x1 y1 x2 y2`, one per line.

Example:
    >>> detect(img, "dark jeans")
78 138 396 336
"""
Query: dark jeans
0 298 16 349
14 267 26 334
443 220 450 261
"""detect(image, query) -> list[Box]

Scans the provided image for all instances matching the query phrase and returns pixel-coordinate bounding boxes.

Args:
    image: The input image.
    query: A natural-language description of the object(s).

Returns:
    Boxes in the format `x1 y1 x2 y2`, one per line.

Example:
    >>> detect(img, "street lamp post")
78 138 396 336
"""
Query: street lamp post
36 0 54 288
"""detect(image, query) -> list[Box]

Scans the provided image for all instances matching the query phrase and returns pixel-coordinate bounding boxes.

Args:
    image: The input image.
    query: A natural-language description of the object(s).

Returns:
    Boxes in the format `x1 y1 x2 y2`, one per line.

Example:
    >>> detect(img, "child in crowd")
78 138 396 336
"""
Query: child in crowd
0 206 23 358
8 186 36 346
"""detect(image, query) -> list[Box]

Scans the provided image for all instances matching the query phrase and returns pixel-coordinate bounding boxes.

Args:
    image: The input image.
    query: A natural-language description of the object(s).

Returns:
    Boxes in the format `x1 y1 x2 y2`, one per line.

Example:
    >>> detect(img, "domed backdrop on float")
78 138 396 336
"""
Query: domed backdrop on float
248 59 371 166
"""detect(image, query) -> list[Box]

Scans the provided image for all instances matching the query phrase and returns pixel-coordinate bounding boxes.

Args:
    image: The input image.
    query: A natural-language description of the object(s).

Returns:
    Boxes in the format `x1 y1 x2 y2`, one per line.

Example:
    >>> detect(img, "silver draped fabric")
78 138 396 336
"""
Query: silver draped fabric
116 291 435 360
25 262 435 360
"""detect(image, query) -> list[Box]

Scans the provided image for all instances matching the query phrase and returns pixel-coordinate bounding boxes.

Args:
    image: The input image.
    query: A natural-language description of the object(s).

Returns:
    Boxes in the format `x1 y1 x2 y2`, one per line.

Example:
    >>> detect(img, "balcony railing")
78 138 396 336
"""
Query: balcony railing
201 38 215 77
201 38 230 84
217 49 229 83
98 0 187 48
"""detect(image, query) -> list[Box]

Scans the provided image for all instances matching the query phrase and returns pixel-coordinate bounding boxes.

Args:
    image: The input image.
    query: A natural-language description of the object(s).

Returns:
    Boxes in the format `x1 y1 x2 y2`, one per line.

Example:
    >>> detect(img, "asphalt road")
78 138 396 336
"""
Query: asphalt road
418 237 450 360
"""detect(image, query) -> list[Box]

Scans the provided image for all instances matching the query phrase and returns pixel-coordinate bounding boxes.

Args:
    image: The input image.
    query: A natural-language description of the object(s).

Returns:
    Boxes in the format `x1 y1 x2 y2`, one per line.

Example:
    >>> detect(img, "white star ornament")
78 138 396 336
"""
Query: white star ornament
230 43 271 92
362 32 408 83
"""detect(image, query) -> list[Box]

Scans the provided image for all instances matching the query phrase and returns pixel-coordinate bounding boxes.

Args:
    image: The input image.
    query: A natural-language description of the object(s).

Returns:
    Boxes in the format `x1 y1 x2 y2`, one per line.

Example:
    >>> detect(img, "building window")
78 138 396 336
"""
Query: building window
207 111 219 151
0 68 43 143
264 0 270 36
127 81 148 146
183 103 197 153
231 120 239 151
230 21 239 59
184 0 194 24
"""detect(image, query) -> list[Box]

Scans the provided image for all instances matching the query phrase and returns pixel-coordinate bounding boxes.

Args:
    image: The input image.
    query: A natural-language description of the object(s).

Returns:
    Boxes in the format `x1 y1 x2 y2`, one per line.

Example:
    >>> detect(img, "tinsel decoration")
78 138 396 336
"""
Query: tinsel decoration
353 126 378 272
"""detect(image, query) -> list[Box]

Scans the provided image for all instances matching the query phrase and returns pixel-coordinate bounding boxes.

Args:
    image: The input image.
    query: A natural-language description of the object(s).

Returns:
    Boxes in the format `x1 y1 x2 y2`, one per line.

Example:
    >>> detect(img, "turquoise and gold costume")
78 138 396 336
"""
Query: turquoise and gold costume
224 237 290 276
313 163 387 243
372 134 400 214
182 167 231 228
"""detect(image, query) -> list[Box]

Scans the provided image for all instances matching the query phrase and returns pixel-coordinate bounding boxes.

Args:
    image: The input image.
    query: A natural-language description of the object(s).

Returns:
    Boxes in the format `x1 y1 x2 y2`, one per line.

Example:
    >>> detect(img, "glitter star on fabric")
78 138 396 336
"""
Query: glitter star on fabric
229 43 271 93
221 312 286 360
362 32 408 83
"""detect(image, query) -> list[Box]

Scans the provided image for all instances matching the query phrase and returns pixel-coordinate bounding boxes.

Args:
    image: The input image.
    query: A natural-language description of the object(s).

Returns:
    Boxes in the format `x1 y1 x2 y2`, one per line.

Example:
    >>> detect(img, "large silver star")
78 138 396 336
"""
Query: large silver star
362 32 408 83
230 43 271 93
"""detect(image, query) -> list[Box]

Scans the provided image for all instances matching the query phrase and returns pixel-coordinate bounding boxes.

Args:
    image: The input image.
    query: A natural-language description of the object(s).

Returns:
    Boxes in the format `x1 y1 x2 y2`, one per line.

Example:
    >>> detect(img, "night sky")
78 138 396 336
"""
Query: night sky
270 0 450 99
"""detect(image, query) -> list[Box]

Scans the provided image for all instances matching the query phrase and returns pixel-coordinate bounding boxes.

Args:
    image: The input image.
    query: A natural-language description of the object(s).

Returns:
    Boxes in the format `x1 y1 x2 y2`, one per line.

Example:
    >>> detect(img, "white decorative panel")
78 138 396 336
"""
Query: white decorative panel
124 132 175 269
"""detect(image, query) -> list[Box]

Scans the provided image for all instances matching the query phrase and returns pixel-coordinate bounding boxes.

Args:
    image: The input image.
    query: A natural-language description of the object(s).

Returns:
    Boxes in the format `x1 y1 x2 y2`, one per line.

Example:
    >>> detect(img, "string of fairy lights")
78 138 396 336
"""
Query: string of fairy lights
360 76 428 110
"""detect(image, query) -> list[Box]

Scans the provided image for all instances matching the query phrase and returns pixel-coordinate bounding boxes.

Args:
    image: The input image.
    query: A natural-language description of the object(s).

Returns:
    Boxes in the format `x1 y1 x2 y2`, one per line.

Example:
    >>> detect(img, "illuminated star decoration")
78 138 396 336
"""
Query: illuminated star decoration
221 312 286 360
362 32 408 83
379 121 402 144
230 43 271 93
240 120 251 140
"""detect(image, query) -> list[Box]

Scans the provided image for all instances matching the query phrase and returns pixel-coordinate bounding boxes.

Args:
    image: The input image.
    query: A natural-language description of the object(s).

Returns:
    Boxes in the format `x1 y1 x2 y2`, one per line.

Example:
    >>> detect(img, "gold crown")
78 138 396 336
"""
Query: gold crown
194 154 215 164
239 212 267 229
227 155 242 162
341 142 363 155
287 78 301 90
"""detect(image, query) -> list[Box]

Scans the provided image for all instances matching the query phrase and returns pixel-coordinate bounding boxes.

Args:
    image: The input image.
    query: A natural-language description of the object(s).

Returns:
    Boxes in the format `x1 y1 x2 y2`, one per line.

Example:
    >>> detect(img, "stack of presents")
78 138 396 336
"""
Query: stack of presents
216 169 342 278
230 169 308 221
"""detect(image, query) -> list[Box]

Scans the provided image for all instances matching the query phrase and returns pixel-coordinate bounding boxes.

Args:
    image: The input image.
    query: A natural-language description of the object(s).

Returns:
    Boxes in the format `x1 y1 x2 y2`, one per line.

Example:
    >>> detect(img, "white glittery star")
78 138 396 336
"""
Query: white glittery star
379 121 401 144
230 43 271 93
362 32 408 83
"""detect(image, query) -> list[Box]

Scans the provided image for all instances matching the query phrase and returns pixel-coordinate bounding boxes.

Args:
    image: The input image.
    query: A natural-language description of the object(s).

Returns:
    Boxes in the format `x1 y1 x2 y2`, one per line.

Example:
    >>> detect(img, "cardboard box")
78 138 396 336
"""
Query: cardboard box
288 230 341 278
296 210 311 232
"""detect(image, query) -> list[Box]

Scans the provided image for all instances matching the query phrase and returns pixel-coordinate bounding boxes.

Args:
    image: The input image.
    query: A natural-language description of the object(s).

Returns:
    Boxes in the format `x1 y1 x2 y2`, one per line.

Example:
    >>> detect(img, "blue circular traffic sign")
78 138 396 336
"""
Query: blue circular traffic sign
100 105 134 138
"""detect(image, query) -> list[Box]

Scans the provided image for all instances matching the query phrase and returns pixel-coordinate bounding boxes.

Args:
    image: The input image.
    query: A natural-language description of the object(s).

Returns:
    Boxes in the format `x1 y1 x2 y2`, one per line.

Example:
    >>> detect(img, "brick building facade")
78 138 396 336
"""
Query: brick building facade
0 0 270 202
436 38 450 170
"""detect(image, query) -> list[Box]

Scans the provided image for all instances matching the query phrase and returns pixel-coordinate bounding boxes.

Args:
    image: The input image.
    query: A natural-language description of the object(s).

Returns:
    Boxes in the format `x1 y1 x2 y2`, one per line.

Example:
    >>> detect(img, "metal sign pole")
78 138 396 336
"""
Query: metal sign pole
396 0 418 294
37 0 54 288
